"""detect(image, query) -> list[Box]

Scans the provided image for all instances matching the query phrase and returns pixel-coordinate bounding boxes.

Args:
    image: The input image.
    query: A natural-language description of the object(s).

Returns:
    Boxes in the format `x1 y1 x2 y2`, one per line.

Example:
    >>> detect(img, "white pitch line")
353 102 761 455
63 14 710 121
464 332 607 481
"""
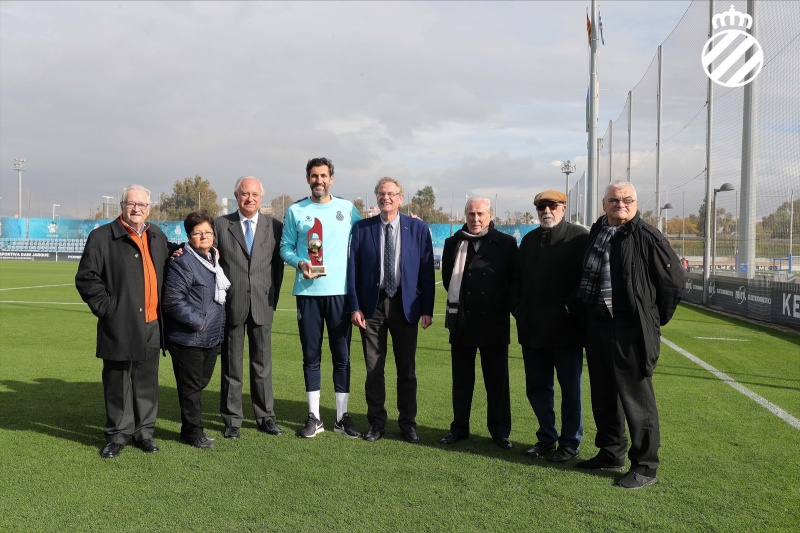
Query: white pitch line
662 337 800 431
0 283 73 291
696 337 749 341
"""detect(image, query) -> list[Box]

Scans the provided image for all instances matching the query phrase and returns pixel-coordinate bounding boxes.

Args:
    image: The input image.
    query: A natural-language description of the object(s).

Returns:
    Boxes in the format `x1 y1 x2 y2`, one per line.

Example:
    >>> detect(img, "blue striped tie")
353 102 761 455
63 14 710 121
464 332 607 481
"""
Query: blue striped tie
244 219 254 255
384 224 396 297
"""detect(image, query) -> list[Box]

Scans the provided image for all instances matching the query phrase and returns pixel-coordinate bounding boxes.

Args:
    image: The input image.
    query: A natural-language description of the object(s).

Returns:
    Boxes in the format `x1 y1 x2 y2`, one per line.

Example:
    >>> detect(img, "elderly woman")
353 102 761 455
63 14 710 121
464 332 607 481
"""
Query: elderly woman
163 211 230 449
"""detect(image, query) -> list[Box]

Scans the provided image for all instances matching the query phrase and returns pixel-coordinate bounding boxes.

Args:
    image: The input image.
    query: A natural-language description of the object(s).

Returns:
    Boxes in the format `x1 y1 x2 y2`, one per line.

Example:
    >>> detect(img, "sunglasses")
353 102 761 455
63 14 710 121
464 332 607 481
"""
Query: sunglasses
536 202 562 211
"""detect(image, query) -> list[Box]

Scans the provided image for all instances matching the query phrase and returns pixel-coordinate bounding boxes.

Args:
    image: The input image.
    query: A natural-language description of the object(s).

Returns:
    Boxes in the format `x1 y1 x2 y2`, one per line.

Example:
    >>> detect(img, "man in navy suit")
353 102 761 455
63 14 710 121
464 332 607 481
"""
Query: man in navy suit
347 177 435 443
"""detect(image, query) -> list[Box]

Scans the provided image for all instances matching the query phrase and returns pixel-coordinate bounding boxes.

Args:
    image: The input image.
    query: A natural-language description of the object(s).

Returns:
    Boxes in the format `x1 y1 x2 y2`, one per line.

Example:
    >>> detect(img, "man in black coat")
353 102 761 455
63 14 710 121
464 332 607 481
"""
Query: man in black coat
439 198 517 449
511 189 589 463
76 185 176 459
576 180 683 489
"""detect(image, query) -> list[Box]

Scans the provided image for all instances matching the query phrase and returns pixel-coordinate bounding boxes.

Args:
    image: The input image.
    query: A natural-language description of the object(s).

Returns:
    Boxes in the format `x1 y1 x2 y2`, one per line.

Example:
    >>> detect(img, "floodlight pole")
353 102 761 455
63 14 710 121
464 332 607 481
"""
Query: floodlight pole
52 204 60 220
14 159 26 218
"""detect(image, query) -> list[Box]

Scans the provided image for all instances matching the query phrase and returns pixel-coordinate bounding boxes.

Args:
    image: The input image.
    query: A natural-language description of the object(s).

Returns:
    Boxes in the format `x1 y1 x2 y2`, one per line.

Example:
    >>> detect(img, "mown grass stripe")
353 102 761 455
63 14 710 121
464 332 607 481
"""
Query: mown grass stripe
662 336 800 430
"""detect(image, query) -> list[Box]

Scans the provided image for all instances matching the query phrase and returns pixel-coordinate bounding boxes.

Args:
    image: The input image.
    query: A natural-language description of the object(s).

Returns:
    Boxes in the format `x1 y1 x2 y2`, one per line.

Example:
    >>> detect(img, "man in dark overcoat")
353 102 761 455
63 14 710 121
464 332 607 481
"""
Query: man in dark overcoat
439 197 517 449
576 180 683 489
76 184 176 458
511 189 589 463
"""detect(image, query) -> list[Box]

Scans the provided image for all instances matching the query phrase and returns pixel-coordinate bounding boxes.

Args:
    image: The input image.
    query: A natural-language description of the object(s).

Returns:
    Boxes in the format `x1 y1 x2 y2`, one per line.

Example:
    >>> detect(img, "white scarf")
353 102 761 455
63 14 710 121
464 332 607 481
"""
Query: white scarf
446 225 490 328
185 245 231 305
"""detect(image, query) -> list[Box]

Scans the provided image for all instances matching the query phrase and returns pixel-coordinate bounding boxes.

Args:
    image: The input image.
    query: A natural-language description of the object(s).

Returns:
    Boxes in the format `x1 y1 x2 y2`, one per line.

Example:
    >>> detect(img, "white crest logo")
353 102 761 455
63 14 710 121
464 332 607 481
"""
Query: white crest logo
701 5 764 88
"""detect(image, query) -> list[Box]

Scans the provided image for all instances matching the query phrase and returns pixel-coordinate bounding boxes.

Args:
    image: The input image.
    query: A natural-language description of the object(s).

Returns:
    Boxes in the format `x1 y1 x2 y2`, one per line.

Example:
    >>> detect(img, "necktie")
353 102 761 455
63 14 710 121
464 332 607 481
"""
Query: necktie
244 219 254 255
384 224 396 297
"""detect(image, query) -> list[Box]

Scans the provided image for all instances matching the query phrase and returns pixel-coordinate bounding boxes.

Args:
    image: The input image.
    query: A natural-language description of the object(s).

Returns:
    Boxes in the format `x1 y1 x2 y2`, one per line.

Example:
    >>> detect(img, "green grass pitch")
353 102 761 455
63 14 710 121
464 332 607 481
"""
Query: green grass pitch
0 261 798 531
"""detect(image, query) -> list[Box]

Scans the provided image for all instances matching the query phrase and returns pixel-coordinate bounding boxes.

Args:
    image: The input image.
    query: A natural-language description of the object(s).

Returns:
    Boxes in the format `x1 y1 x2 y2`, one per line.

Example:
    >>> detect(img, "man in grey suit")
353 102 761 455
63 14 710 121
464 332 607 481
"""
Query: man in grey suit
215 176 285 439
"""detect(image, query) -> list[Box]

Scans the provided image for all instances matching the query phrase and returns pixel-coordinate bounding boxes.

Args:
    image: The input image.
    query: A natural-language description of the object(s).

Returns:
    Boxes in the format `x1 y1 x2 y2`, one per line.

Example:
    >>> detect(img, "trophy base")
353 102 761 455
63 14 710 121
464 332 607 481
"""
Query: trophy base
310 265 327 276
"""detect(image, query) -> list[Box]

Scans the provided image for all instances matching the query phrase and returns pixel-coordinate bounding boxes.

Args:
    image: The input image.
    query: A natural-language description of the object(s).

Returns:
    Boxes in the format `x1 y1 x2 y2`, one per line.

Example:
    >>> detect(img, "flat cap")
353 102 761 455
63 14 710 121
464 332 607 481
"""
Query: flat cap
533 189 568 206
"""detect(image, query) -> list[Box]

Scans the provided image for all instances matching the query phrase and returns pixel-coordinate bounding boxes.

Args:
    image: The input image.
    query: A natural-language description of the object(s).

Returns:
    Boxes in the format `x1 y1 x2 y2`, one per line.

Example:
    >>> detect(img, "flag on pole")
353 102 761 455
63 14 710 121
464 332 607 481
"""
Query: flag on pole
586 11 592 46
599 9 605 45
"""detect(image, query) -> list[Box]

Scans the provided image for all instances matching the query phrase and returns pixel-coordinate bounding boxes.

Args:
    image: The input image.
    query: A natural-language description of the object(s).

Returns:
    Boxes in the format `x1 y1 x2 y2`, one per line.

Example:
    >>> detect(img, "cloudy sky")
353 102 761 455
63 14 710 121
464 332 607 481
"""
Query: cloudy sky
0 0 693 220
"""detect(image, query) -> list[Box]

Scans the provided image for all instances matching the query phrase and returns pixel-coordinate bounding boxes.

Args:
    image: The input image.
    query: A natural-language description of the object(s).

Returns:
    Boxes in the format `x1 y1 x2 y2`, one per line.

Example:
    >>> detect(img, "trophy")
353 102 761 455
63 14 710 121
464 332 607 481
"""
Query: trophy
307 218 326 276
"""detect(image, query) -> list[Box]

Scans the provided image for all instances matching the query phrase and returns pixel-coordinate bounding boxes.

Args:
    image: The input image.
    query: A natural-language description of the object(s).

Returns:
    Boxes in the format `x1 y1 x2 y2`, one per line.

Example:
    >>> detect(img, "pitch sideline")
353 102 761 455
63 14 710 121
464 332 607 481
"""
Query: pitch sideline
661 337 800 431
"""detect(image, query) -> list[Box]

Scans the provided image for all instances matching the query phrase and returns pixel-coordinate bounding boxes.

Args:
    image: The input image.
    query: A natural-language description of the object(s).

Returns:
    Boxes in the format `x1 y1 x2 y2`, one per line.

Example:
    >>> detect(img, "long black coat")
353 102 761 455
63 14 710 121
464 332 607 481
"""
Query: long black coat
586 212 683 376
511 219 589 349
442 224 518 347
75 218 174 361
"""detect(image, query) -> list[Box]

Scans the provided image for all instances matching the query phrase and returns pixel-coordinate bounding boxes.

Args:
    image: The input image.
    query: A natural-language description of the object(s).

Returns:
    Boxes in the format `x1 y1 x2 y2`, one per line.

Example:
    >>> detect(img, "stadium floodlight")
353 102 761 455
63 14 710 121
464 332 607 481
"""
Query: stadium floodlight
561 160 576 198
712 183 735 274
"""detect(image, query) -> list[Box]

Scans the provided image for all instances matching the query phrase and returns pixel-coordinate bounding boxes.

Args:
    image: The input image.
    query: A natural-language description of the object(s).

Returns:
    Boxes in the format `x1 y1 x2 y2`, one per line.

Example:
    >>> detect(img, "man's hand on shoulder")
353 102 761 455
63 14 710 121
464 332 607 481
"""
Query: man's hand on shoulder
170 244 185 260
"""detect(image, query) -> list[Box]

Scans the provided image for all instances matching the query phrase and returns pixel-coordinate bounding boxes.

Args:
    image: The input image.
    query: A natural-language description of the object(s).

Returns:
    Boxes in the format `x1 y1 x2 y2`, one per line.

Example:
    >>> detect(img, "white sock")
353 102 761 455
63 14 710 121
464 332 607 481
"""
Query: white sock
335 392 349 421
307 390 321 420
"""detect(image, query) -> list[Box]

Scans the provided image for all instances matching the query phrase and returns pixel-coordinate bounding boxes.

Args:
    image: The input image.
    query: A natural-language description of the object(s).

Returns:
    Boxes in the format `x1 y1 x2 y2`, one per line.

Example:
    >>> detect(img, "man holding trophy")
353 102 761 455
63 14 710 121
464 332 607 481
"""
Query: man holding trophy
280 157 363 439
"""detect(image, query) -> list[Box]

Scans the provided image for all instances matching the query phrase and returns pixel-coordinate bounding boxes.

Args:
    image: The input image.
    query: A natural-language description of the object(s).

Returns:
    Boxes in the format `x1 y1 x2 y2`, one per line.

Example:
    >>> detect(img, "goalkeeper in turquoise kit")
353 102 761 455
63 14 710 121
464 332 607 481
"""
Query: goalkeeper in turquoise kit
280 157 363 438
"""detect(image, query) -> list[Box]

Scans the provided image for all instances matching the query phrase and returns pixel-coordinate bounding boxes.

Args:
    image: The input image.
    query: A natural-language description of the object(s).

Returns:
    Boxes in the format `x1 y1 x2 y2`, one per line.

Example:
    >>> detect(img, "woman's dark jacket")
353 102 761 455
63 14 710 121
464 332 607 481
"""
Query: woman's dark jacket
585 212 683 376
442 223 518 347
162 247 226 349
510 219 589 349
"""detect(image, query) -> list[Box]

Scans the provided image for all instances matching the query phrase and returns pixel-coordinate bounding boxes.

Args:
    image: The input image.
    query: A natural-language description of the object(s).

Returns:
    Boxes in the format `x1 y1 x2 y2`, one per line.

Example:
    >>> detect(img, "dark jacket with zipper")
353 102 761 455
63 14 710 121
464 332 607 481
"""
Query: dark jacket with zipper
442 222 518 347
162 247 226 350
511 218 589 349
585 212 683 376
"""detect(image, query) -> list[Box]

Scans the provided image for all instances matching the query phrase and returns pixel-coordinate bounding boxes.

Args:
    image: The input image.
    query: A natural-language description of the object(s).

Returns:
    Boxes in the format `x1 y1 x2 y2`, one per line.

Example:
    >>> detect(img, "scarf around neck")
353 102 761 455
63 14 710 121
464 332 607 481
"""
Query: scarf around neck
185 245 231 305
446 222 492 328
577 217 622 316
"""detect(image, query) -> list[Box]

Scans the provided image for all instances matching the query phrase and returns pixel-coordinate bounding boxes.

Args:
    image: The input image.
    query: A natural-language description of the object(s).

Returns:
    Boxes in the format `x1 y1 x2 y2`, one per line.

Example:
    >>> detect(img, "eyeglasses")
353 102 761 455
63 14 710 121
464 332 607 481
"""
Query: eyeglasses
604 197 637 205
536 202 562 211
190 231 214 238
122 201 150 210
376 192 401 198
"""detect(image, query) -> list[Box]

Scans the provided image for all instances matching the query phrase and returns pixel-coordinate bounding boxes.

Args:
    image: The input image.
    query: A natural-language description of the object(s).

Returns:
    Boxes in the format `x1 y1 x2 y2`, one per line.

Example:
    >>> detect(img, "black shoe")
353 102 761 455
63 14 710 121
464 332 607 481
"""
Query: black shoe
364 425 385 442
134 439 160 454
439 432 469 445
525 441 556 458
223 427 240 439
616 470 658 489
189 435 215 449
492 437 513 450
576 454 625 470
401 426 420 444
547 446 578 463
257 418 284 435
100 442 124 459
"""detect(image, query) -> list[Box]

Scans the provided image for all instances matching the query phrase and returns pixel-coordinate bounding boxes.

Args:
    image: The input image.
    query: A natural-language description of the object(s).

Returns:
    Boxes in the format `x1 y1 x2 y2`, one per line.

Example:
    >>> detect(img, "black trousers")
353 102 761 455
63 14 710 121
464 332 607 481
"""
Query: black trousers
449 344 511 439
170 344 219 441
584 323 660 475
360 291 418 430
101 320 160 445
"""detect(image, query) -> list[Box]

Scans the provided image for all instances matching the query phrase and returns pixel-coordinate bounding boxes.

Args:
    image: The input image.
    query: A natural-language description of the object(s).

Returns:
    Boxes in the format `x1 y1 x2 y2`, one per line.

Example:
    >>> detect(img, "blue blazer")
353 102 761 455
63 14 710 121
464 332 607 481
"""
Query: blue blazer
347 214 435 324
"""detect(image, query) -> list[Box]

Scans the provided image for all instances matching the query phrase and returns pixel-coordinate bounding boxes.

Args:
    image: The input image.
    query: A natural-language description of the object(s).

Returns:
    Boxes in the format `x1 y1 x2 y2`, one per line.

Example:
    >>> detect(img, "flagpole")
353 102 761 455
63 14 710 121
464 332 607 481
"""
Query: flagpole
587 0 600 224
